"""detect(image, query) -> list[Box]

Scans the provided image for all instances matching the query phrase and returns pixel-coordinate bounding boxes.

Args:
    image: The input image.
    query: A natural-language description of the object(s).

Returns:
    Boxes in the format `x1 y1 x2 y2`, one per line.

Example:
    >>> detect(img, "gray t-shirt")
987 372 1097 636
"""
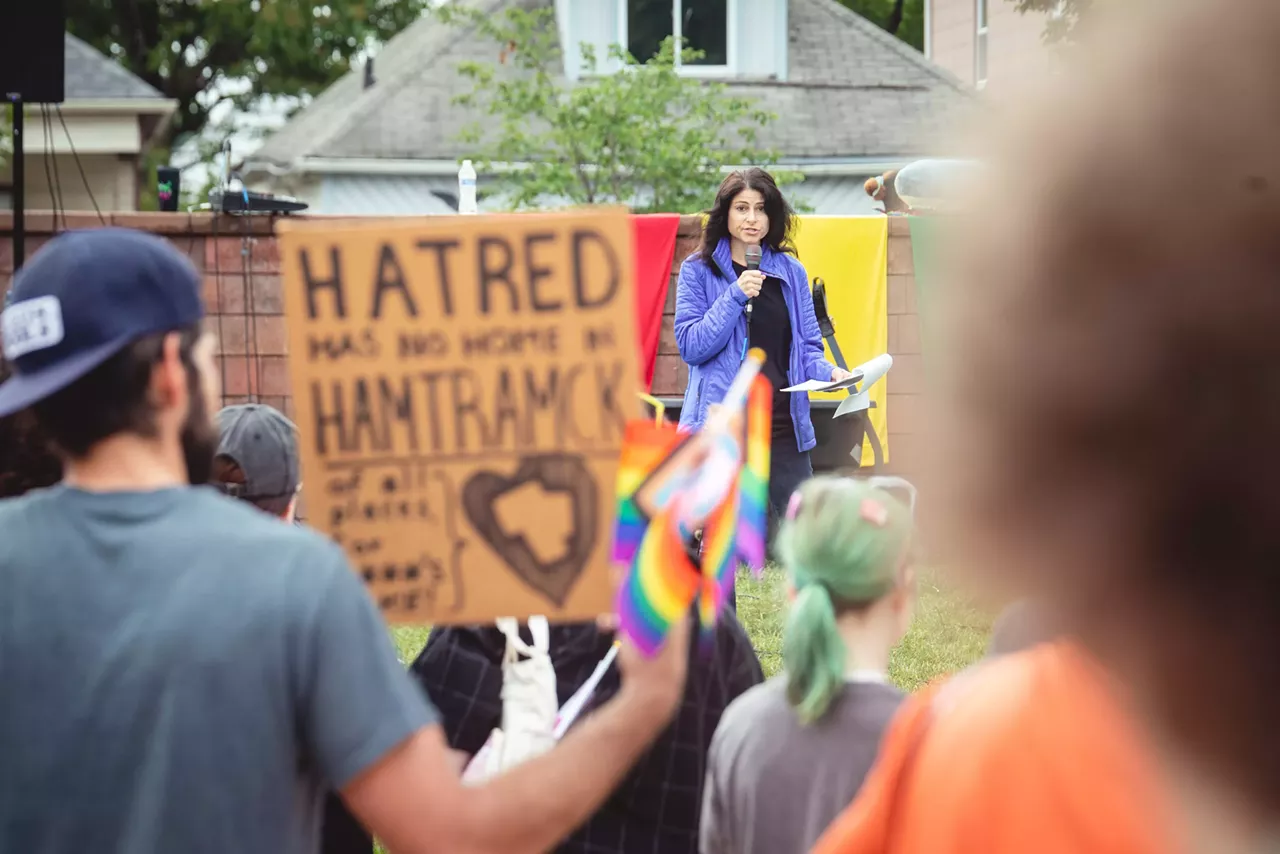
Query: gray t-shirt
700 676 903 854
0 485 437 853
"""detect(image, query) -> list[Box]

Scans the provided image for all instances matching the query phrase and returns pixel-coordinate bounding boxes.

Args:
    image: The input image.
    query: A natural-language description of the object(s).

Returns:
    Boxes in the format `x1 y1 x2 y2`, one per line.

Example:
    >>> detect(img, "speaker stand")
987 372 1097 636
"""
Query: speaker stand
9 98 23 272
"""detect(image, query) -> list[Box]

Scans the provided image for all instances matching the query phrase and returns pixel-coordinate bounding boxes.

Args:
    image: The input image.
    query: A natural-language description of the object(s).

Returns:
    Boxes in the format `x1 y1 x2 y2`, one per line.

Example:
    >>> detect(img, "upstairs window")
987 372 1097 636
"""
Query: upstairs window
621 0 732 73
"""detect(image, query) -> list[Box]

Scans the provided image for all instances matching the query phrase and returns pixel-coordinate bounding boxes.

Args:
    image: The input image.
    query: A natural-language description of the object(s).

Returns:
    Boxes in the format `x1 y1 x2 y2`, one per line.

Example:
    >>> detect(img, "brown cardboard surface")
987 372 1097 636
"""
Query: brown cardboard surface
277 209 640 625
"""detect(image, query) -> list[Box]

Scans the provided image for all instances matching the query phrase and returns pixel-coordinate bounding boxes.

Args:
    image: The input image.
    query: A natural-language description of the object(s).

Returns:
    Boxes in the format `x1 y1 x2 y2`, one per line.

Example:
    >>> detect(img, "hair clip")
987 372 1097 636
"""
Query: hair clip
860 498 889 528
785 490 803 521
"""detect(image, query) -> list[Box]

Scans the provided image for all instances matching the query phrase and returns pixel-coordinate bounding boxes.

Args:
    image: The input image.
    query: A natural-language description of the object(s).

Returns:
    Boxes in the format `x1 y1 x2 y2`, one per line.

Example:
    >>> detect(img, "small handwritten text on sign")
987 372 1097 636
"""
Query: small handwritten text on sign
278 210 640 625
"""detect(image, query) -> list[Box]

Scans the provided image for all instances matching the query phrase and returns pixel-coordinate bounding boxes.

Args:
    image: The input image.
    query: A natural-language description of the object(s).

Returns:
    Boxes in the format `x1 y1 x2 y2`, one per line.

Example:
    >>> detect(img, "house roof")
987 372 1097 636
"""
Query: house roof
249 0 971 168
63 34 168 101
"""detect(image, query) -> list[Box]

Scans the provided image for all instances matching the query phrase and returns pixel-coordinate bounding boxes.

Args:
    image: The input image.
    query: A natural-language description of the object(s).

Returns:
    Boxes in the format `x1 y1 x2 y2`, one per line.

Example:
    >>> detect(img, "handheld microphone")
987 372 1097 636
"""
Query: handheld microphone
744 244 762 321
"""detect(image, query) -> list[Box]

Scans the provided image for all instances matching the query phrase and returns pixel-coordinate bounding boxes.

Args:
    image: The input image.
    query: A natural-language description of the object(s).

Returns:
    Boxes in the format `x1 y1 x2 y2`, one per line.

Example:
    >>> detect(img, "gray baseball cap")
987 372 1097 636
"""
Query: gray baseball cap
214 404 300 507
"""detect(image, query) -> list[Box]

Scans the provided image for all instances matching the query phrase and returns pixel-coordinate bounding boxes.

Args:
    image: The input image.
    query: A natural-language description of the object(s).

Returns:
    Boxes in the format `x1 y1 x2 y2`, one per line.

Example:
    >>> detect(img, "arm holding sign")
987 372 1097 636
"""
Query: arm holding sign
342 430 724 853
674 258 749 366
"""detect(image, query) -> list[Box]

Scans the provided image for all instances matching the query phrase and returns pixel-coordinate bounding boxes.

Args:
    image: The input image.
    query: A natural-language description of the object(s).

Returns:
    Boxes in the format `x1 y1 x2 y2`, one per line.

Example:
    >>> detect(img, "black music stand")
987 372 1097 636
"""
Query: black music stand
8 96 25 274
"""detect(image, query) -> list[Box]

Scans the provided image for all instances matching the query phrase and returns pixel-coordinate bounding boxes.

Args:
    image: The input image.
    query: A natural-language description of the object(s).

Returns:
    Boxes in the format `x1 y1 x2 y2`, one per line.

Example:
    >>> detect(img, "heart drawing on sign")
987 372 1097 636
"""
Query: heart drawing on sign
461 454 600 608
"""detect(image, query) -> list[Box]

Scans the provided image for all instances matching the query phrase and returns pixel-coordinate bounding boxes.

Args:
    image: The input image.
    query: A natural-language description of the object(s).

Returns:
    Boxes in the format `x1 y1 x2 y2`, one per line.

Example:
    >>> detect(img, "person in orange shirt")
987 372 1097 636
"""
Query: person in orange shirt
812 642 1174 854
820 1 1280 852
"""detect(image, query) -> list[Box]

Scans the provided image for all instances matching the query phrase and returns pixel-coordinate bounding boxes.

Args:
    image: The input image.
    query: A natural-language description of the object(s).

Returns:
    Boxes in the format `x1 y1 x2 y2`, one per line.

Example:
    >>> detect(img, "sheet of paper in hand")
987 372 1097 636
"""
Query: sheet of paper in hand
277 209 640 625
781 373 863 393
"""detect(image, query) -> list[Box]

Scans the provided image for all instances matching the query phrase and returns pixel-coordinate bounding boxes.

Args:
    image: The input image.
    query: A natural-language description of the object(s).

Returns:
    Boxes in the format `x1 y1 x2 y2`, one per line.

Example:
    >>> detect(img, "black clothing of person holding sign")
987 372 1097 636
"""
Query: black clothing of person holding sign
733 260 795 443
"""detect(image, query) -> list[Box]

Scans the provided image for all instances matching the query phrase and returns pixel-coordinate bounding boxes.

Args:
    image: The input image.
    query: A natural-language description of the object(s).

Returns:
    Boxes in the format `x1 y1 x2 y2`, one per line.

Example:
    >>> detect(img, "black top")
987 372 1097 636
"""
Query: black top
412 619 764 854
734 261 794 441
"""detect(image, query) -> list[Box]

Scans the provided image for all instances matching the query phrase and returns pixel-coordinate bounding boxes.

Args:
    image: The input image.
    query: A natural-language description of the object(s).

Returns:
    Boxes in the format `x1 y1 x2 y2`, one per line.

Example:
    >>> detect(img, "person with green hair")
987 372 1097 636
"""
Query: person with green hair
699 476 915 854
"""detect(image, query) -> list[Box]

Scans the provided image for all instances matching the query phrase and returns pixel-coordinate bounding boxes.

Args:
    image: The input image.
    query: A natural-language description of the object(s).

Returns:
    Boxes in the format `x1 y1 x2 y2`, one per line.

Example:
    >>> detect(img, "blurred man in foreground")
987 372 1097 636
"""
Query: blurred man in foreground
0 228 692 854
817 1 1280 852
212 402 373 854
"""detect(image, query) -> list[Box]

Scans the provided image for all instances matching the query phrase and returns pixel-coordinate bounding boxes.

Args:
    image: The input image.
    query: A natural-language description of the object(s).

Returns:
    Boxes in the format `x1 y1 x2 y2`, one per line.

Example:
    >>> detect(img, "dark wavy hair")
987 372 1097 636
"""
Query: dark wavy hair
0 359 62 499
699 168 797 278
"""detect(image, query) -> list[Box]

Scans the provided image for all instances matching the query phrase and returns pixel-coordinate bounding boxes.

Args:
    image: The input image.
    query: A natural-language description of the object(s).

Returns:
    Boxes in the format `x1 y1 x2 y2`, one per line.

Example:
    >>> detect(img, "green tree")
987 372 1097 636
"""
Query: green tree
836 0 926 52
1011 0 1093 43
438 4 790 214
65 0 431 151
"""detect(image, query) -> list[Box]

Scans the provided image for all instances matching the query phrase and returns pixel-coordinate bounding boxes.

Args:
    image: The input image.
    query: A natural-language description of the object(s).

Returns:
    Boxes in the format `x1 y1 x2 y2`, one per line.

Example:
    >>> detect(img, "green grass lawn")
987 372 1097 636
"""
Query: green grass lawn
391 566 992 693
379 568 988 854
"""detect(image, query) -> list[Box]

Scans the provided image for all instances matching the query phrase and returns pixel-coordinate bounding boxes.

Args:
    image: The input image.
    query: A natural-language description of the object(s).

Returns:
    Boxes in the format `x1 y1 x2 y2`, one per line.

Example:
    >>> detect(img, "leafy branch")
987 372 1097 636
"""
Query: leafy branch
1010 0 1094 44
437 4 796 214
66 0 432 151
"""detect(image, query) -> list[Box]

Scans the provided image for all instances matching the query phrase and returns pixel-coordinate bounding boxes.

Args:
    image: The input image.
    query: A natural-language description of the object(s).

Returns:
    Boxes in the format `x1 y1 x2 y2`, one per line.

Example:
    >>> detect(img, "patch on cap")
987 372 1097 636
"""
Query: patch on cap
2 296 65 360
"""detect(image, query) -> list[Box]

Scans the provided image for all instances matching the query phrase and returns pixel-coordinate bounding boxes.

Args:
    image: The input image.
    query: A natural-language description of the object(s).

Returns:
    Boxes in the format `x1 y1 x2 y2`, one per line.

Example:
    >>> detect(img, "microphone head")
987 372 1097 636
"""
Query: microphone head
744 244 762 271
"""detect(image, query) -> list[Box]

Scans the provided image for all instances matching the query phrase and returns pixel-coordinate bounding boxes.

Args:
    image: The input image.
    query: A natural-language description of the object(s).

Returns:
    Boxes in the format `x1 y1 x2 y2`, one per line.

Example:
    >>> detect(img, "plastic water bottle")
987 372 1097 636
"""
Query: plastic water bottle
458 159 478 215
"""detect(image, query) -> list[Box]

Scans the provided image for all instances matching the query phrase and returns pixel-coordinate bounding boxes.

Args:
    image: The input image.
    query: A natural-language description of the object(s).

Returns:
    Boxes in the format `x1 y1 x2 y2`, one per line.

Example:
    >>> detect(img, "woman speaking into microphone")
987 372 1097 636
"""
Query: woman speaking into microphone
674 167 855 531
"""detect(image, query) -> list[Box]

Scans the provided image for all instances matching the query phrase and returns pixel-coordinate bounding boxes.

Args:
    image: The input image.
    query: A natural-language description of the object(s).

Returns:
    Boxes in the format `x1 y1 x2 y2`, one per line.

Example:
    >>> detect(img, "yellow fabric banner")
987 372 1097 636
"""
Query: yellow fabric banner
793 216 890 466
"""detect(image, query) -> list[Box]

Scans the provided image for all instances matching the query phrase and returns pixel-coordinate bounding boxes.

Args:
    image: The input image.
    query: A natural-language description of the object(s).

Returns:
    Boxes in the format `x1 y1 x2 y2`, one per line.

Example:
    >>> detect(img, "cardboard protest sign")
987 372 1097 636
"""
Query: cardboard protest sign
277 210 640 625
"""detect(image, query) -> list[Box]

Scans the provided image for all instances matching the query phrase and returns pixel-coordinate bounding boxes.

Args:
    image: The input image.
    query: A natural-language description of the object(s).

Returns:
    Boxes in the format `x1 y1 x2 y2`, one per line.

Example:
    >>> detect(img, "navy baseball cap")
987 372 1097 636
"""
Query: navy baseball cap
0 228 205 418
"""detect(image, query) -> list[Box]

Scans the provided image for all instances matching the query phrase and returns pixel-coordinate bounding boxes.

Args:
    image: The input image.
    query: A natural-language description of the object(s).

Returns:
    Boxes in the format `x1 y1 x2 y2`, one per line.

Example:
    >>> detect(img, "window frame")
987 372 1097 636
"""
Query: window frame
615 0 739 77
974 0 989 90
923 0 933 59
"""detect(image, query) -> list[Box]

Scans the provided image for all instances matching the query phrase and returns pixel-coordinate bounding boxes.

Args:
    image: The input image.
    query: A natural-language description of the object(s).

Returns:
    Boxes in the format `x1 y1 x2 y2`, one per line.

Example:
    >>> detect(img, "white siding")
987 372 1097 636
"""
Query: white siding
735 0 788 81
313 172 880 217
564 0 622 77
1 154 139 212
317 175 461 215
556 0 575 75
20 111 144 156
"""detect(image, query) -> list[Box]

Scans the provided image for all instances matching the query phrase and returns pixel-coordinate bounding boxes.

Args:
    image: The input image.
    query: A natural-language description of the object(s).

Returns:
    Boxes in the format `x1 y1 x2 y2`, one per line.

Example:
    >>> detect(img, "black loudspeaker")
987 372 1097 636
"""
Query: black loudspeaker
0 1 67 103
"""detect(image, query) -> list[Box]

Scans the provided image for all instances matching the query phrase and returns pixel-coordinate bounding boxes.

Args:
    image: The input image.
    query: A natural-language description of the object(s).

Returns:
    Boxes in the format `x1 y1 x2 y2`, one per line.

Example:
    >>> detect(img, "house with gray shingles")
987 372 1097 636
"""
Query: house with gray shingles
1 34 177 212
242 0 971 215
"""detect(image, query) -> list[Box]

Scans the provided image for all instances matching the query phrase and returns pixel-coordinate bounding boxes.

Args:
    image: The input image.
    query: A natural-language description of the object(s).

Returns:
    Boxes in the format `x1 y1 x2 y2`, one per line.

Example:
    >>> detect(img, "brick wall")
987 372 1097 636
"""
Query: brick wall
0 210 922 473
0 211 294 418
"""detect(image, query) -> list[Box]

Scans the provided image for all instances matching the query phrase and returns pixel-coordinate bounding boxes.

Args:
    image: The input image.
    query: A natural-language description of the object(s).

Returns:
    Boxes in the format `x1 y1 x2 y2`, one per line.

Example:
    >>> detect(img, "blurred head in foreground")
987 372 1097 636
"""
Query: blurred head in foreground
933 0 1280 846
776 477 915 725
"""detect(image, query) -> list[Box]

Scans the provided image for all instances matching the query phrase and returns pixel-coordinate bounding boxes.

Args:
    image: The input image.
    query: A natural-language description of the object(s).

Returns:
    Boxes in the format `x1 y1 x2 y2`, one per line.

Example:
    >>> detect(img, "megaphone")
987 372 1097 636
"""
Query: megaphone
894 159 983 212
833 353 893 418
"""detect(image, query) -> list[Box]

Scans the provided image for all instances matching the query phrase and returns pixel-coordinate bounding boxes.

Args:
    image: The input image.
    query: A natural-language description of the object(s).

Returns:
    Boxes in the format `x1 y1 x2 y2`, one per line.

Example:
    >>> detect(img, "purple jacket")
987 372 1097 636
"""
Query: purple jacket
674 237 834 452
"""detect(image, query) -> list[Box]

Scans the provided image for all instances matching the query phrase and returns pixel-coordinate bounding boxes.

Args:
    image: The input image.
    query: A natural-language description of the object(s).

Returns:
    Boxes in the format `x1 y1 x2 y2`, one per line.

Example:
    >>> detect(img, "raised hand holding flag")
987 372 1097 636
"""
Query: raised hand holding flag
612 350 772 656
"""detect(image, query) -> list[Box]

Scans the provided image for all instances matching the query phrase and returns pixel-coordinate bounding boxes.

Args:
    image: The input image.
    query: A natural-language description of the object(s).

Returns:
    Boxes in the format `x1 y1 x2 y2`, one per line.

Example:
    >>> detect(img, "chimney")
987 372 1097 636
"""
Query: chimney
363 57 376 90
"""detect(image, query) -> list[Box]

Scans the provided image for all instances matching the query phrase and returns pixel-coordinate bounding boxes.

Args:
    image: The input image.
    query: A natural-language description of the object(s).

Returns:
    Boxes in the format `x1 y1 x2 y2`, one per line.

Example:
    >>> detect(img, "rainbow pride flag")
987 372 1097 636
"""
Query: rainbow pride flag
613 357 773 655
611 420 686 568
736 374 774 571
616 505 703 657
698 374 771 606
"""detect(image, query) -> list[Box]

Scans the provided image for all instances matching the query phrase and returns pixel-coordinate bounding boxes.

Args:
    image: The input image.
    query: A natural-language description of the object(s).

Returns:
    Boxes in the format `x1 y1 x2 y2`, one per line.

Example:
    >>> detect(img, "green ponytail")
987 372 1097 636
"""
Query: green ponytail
777 477 912 725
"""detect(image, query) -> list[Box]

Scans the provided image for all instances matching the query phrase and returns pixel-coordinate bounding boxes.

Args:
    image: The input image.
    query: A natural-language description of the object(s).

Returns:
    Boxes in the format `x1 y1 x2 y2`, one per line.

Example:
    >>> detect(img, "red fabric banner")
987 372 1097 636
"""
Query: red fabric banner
630 214 681 390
